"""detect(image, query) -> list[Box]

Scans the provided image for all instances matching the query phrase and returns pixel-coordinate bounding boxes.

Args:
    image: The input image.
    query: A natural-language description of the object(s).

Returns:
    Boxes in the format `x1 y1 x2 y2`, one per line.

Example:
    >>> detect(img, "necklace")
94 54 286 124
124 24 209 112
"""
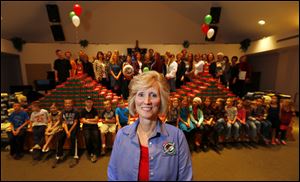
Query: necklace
137 124 154 139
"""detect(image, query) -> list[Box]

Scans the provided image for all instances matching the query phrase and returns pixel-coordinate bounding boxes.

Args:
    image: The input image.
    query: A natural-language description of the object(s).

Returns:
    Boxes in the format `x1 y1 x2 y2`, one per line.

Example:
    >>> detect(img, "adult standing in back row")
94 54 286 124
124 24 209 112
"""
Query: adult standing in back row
54 49 72 84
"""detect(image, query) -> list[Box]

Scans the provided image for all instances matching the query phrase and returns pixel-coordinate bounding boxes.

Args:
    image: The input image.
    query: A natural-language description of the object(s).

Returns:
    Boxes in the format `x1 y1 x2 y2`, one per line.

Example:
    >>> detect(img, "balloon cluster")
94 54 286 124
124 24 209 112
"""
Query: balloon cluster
69 4 82 28
201 14 214 39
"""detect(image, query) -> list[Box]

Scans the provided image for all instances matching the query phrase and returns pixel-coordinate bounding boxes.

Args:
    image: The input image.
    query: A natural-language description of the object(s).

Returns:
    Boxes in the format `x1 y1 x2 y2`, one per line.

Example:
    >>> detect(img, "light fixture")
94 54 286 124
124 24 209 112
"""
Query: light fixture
258 20 266 25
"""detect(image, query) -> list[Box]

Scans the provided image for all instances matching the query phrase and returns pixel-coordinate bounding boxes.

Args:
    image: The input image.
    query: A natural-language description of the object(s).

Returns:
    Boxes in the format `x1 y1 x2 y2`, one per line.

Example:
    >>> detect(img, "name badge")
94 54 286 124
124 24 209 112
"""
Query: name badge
163 142 176 155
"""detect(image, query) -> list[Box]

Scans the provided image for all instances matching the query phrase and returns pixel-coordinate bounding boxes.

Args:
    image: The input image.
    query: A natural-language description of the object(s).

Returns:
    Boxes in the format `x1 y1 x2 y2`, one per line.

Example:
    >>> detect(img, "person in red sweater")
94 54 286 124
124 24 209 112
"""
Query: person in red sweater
279 99 296 145
236 55 252 98
236 100 248 141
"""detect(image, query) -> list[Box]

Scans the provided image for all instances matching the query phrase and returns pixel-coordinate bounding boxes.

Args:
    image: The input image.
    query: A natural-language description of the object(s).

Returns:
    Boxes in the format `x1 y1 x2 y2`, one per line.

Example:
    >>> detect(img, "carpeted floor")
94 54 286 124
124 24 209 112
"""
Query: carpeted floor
1 118 299 181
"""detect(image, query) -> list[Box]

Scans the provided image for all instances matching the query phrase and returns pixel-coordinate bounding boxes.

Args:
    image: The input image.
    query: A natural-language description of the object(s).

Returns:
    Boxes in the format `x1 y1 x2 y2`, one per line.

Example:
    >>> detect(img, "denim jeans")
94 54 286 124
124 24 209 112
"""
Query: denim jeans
214 118 225 135
7 129 27 156
83 124 101 156
246 120 257 140
213 118 225 144
225 122 240 140
261 120 272 140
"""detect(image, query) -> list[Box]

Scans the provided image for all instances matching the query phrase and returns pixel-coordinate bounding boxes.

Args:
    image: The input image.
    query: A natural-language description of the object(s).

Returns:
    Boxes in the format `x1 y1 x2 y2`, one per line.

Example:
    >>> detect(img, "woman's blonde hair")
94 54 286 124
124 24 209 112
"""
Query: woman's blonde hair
109 53 118 64
128 71 170 116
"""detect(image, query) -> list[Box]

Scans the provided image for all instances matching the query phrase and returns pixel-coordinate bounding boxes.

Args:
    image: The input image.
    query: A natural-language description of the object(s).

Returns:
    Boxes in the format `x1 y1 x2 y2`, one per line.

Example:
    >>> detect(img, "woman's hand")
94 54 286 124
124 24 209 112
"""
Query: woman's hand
181 76 184 81
66 131 71 139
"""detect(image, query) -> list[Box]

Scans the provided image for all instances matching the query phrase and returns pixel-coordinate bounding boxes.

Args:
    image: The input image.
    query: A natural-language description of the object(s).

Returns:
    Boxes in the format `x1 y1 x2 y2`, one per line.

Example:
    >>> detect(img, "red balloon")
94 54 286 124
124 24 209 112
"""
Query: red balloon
73 4 82 16
201 24 209 34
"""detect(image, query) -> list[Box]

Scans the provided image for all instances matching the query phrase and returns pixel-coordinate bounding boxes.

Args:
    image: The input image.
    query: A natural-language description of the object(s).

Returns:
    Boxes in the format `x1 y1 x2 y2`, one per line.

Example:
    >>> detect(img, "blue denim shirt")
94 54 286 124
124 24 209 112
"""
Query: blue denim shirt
107 119 193 181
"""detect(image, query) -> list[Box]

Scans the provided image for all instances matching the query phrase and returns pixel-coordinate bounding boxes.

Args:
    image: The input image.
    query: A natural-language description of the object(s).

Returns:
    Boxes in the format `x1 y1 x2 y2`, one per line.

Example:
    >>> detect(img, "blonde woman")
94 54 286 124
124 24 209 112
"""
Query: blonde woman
165 55 178 92
108 71 192 181
109 53 122 95
94 51 109 87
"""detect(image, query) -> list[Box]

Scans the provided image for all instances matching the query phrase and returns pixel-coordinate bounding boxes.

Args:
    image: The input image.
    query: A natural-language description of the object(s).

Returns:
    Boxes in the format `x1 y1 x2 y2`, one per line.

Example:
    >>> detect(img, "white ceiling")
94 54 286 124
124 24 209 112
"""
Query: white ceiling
1 1 299 44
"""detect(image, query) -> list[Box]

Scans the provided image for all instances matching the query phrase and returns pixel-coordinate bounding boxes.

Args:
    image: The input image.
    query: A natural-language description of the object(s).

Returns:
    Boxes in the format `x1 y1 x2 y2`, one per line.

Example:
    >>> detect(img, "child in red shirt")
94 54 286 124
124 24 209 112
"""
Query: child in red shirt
236 100 248 141
279 99 296 145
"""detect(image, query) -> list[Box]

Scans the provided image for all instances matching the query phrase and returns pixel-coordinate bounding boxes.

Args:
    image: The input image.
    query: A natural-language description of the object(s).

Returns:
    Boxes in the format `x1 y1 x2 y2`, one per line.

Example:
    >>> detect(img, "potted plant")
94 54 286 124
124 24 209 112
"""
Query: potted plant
183 40 190 48
10 37 26 52
240 38 251 52
79 39 89 48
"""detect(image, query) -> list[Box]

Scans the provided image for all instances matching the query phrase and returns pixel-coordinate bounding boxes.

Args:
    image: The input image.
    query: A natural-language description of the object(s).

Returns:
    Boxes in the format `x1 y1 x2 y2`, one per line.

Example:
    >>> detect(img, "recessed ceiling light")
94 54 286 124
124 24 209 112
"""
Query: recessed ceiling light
258 20 265 25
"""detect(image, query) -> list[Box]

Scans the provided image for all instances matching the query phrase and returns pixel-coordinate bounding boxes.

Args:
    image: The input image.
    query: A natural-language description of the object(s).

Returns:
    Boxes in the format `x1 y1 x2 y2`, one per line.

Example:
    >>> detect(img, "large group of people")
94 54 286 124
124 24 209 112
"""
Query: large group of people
7 96 131 168
53 48 252 99
5 48 296 180
166 94 295 152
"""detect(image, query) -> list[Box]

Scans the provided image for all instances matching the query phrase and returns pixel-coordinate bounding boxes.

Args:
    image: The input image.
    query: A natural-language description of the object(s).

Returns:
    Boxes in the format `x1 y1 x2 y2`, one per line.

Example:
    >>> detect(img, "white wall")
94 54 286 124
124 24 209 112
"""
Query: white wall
1 38 243 85
275 46 299 110
246 30 299 54
247 52 280 91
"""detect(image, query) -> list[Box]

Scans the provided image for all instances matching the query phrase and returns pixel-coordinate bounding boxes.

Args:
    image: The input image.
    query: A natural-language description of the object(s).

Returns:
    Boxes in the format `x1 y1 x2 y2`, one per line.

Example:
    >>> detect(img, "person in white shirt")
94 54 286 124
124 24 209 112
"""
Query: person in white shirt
165 55 178 92
136 52 143 75
94 51 109 87
194 53 205 76
29 101 49 151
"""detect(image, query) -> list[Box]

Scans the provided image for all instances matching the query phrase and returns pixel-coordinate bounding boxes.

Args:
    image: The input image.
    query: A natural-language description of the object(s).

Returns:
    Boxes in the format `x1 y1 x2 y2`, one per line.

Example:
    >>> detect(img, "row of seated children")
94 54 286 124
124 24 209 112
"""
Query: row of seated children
164 95 296 152
6 93 296 164
6 97 131 168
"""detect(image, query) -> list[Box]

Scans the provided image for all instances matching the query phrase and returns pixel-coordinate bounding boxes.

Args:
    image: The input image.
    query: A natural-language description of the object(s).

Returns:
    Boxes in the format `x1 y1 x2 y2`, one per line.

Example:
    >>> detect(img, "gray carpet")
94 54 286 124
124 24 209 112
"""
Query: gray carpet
1 118 299 181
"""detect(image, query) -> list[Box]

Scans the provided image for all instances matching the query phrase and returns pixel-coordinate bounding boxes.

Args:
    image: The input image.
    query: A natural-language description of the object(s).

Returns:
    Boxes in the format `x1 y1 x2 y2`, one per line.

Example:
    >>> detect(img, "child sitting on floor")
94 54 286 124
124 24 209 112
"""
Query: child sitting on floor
42 103 63 152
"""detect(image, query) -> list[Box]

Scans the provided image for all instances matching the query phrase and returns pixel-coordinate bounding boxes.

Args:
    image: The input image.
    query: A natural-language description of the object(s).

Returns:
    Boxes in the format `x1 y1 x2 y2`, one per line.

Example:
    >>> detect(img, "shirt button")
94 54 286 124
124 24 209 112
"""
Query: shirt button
150 156 154 160
149 142 152 146
150 172 154 176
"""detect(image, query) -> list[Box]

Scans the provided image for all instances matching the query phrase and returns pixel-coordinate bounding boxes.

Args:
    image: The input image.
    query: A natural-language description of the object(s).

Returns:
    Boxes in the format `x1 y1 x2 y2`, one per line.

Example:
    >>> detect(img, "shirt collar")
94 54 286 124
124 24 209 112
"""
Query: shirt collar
122 118 169 138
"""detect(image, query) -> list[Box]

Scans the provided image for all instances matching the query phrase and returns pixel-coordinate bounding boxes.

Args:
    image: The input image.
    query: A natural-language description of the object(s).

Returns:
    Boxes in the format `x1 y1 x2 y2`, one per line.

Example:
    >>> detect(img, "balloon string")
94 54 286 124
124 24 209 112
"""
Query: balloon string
75 28 79 44
75 28 79 61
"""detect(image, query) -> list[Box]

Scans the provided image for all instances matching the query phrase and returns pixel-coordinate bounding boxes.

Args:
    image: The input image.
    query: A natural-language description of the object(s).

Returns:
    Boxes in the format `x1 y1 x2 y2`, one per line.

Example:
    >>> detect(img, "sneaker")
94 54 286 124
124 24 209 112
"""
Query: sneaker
202 145 209 152
100 148 106 156
215 144 223 151
42 147 50 153
281 140 287 145
90 154 97 163
30 144 41 152
264 138 270 145
275 138 281 145
271 140 276 145
33 144 41 150
69 158 78 168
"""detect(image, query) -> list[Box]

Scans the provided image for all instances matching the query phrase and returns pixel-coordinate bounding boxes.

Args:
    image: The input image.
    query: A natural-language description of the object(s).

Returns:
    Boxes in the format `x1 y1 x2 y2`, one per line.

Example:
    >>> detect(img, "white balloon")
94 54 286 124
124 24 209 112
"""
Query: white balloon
72 15 80 27
207 28 215 39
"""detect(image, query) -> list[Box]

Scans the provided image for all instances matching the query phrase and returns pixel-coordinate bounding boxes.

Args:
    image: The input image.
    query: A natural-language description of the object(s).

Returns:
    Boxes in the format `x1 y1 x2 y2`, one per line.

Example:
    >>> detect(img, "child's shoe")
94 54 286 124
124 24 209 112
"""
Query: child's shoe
281 140 287 145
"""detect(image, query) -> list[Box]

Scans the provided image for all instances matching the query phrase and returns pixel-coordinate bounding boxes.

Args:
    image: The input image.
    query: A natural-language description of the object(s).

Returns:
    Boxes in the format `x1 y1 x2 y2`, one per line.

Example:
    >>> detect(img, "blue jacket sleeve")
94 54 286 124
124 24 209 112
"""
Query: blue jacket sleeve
107 130 121 181
177 129 193 181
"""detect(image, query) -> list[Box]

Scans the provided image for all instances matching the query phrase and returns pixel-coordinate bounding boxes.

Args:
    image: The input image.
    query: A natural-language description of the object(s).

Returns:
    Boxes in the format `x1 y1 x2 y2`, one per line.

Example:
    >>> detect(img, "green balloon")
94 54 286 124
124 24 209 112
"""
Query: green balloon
69 11 76 19
143 67 150 72
204 14 212 24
